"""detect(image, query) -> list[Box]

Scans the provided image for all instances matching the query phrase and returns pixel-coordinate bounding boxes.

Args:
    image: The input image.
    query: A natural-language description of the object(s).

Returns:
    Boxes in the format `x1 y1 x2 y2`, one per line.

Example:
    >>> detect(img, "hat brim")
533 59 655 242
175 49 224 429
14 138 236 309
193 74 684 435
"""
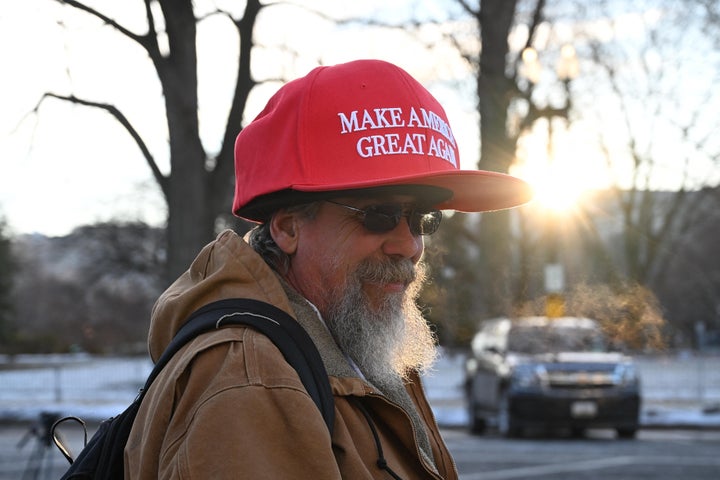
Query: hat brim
236 169 533 222
237 184 452 223
370 169 535 213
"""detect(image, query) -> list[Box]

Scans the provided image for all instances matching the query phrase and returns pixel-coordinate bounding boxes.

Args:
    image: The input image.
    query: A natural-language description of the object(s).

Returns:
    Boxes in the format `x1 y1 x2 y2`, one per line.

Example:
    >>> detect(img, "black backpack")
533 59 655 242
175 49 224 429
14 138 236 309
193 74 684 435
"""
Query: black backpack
52 298 335 479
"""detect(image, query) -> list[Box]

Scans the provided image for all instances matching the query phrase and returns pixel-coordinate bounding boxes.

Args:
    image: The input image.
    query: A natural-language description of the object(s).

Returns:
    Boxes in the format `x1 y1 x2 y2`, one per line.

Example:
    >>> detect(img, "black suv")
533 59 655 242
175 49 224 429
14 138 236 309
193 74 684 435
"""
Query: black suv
464 316 641 438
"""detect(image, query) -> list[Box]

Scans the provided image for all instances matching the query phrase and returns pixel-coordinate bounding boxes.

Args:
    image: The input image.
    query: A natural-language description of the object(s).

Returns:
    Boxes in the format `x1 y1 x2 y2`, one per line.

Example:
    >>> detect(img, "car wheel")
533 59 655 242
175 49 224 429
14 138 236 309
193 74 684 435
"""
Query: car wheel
497 390 521 438
616 428 637 439
467 398 487 435
469 413 487 435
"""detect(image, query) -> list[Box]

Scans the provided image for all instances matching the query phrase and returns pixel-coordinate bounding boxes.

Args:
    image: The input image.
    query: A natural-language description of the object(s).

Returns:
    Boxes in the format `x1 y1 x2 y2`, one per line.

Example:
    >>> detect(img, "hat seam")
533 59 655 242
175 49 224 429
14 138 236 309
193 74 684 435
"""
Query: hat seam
298 66 327 189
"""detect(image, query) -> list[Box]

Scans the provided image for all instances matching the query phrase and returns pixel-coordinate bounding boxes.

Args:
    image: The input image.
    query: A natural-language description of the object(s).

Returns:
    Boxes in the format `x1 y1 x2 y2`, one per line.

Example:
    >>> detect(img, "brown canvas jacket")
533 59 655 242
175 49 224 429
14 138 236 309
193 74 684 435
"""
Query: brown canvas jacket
125 229 458 479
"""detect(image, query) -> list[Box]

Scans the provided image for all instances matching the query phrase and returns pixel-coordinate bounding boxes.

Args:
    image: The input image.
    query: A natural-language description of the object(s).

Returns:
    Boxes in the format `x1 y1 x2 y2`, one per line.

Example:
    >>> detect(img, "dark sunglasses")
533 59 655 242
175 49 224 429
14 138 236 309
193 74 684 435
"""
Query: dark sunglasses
326 200 442 236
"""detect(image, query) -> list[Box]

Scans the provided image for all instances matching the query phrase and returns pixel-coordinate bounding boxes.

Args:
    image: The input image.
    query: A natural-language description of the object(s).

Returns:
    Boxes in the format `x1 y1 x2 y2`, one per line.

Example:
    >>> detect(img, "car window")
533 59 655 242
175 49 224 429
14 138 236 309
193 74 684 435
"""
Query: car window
507 325 606 354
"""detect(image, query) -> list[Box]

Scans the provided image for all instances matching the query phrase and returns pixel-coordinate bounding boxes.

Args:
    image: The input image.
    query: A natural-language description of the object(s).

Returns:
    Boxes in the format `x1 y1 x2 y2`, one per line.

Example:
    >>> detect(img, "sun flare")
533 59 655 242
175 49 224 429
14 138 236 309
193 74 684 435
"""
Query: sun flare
511 124 607 215
511 156 599 215
529 169 585 212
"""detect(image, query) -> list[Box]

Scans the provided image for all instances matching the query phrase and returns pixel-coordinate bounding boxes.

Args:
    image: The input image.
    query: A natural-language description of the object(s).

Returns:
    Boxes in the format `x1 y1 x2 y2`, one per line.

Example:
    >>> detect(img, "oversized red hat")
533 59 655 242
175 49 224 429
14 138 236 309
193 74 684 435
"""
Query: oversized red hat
233 59 532 221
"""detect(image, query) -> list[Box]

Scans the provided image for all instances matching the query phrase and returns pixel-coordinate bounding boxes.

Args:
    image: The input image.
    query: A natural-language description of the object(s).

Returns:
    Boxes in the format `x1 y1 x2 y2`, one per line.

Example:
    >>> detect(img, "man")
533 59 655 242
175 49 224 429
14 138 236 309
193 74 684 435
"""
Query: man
126 59 532 479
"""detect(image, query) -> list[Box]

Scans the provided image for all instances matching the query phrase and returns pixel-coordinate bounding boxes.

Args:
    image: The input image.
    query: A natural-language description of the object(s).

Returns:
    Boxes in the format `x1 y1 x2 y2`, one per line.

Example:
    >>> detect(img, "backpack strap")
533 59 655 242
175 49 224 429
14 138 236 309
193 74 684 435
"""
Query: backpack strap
143 298 335 434
53 298 336 476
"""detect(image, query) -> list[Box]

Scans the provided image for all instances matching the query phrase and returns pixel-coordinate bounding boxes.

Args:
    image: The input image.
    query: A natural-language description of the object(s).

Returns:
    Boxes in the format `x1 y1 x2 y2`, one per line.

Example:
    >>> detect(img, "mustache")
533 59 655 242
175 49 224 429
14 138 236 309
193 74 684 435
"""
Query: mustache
354 258 419 286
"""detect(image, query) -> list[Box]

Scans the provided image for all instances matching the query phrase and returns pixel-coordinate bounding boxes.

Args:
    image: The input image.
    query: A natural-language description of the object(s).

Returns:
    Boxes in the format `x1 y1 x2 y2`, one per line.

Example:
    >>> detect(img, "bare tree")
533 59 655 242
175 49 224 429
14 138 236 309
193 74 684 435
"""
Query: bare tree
0 216 15 347
581 1 720 287
35 0 263 283
9 222 165 353
438 0 576 317
361 0 579 332
414 0 720 343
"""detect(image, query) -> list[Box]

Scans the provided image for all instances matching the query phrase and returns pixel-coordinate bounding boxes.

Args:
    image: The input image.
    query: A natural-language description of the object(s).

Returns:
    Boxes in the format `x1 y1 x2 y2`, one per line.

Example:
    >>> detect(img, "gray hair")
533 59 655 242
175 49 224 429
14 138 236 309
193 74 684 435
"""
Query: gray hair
247 202 321 274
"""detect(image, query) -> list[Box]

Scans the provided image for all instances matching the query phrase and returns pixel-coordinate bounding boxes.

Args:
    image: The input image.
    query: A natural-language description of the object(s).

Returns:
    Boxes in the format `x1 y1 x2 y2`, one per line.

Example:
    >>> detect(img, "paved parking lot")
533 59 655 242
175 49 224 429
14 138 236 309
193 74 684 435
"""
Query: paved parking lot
443 427 720 480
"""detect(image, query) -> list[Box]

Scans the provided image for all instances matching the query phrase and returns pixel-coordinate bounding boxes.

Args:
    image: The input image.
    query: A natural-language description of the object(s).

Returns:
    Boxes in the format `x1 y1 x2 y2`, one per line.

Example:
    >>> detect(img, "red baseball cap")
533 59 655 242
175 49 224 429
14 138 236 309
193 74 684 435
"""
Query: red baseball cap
233 59 533 221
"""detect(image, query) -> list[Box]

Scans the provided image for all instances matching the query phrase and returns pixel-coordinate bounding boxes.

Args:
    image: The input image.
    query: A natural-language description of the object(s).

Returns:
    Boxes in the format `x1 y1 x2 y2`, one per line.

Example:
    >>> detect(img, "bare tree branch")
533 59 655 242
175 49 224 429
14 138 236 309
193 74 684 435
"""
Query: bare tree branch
510 0 547 83
209 0 264 212
55 0 161 57
55 0 144 43
141 0 162 57
36 93 169 199
455 0 476 16
584 8 710 287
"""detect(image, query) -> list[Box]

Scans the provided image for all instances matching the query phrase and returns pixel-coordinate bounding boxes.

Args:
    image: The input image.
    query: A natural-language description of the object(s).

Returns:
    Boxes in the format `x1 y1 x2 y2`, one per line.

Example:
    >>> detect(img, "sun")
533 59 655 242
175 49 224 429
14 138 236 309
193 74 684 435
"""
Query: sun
510 159 588 214
511 125 606 215
528 167 586 213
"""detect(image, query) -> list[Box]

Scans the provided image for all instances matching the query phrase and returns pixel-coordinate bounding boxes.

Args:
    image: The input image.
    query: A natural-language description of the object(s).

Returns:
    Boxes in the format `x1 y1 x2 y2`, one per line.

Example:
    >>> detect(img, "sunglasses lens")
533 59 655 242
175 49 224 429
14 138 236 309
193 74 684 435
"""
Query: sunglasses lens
329 201 442 236
363 205 442 235
410 210 442 235
363 205 402 233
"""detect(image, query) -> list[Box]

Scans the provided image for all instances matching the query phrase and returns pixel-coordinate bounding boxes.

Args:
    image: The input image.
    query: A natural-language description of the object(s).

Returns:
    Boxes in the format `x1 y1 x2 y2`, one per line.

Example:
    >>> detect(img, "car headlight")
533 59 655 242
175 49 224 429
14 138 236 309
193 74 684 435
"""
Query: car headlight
512 364 548 388
613 362 639 386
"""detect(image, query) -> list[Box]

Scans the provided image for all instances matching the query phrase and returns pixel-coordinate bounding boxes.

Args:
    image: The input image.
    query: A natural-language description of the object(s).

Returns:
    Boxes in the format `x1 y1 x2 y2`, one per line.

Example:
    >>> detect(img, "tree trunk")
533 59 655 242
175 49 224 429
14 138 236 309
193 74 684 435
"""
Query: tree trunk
155 1 219 282
476 0 519 317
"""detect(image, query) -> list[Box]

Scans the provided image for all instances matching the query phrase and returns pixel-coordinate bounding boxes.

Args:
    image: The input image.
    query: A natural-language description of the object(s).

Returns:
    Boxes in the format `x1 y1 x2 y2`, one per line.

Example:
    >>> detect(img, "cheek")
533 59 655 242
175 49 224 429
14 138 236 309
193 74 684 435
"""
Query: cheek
293 250 351 315
315 249 348 288
299 228 359 277
294 219 381 296
294 240 345 292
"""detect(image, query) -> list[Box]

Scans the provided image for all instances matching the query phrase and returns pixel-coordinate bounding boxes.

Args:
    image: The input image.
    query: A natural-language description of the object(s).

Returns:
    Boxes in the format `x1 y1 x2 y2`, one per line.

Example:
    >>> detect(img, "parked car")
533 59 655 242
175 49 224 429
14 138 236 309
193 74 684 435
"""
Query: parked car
464 316 641 438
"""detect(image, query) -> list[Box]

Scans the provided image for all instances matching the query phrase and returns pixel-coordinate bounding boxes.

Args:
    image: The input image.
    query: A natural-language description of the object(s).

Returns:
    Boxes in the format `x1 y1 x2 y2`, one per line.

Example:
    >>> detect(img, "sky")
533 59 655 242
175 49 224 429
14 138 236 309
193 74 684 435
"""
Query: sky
0 1 485 237
0 2 169 236
1 1 717 237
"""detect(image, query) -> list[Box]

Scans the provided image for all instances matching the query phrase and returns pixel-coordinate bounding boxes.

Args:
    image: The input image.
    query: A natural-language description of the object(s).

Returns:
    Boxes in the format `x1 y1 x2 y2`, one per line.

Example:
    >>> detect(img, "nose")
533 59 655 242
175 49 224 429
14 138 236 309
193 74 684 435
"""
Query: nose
381 217 423 262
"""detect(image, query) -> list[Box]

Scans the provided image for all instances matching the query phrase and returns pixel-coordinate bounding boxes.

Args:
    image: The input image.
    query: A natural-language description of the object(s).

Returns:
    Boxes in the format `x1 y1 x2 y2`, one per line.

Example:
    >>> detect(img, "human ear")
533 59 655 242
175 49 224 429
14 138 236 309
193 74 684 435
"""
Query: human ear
269 210 299 255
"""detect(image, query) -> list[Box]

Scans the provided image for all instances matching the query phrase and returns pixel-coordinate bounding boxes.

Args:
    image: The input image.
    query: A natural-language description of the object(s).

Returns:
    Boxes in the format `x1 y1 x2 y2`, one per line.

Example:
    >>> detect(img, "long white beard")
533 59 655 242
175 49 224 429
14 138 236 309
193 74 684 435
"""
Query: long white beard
324 258 437 385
